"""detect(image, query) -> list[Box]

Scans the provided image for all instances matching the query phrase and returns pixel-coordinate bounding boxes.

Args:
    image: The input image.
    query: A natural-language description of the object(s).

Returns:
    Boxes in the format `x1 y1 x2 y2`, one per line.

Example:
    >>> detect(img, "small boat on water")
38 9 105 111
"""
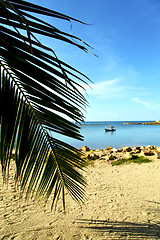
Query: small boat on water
105 128 116 132
105 125 116 132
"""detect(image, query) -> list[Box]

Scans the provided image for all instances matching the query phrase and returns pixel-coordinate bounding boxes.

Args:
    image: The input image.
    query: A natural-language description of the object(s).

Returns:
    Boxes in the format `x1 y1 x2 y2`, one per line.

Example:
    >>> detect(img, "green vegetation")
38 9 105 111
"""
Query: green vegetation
83 158 95 167
80 152 97 167
112 155 152 166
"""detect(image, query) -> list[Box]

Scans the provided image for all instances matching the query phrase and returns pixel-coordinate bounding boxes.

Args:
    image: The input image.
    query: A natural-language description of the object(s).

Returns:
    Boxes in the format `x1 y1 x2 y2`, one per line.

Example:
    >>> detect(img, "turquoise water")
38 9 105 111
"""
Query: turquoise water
52 121 160 150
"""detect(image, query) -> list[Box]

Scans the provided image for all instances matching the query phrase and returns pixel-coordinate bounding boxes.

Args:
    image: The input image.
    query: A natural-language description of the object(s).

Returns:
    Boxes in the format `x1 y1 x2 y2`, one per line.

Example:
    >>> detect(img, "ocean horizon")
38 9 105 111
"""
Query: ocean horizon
52 120 160 150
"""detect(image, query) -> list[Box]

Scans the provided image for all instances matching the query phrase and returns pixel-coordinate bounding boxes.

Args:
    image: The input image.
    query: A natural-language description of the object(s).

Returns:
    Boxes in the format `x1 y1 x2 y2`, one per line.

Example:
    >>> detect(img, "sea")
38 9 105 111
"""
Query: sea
52 121 160 150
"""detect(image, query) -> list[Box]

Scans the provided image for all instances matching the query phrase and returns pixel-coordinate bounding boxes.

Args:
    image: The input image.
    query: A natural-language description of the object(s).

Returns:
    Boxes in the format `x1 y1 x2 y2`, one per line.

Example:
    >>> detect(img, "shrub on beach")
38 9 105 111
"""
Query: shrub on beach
112 155 152 166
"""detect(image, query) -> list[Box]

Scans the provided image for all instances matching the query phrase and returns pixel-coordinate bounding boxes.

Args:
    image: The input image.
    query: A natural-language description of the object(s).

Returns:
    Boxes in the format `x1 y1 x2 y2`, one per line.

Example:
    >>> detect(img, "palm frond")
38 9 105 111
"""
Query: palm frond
0 0 92 209
1 61 86 209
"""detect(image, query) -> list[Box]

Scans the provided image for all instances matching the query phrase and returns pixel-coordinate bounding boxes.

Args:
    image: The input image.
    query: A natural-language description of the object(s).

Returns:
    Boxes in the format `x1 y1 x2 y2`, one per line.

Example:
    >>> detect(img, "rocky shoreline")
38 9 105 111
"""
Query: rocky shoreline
81 145 160 163
123 120 160 125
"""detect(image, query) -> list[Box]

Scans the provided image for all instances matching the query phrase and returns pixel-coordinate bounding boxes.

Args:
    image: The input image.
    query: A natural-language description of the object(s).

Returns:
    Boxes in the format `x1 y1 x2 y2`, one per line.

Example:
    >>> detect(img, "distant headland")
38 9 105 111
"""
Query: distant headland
123 120 160 125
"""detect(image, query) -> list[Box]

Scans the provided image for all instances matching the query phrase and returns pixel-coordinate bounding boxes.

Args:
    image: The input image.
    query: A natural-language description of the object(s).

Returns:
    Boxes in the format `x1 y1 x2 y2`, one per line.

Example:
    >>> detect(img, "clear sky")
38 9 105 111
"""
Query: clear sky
30 0 160 121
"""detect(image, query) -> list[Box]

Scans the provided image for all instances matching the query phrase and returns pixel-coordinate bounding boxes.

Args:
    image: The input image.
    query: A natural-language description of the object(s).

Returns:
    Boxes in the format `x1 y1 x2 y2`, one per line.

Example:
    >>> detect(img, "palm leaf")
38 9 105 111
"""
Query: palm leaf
0 0 92 209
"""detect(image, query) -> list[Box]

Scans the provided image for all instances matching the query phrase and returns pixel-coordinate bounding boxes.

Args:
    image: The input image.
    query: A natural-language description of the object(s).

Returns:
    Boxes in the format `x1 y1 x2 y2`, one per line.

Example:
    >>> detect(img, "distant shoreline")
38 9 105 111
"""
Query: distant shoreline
123 121 160 125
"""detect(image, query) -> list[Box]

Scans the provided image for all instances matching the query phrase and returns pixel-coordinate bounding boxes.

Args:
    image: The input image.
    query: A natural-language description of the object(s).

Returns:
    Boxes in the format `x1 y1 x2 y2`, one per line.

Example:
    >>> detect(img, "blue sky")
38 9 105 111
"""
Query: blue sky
31 0 160 121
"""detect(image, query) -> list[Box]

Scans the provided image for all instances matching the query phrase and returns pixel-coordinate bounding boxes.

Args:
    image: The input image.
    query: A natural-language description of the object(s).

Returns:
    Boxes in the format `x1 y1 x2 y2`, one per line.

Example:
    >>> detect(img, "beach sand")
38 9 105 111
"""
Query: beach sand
0 155 160 239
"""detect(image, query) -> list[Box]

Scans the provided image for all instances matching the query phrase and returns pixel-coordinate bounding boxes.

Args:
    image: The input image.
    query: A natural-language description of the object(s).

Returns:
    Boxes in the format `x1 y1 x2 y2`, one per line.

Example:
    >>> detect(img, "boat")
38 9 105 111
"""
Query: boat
105 128 116 132
105 125 116 132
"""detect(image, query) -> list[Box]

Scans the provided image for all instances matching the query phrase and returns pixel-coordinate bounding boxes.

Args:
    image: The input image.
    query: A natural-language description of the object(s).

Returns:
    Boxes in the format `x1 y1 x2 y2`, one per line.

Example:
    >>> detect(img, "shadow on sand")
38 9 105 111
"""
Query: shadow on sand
76 218 160 239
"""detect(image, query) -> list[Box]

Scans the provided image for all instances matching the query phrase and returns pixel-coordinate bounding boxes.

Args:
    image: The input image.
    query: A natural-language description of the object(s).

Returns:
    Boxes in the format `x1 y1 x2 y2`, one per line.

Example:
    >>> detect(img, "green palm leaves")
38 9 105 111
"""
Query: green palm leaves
0 0 91 210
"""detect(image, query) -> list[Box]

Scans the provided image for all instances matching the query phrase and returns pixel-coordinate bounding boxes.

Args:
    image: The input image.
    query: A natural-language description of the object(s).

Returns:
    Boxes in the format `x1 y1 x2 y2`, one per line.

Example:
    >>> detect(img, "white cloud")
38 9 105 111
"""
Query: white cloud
85 78 129 99
132 97 151 108
132 97 160 110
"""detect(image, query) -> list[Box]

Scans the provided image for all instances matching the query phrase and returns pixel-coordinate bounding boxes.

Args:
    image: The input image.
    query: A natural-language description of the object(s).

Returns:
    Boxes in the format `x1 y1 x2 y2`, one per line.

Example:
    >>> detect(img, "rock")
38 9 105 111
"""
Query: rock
140 146 146 150
123 146 132 152
132 146 141 153
82 146 90 152
99 152 106 158
123 152 132 159
146 145 155 150
156 147 160 152
94 151 106 158
117 148 123 152
106 146 112 150
108 150 113 154
133 149 141 154
140 149 154 156
106 154 117 161
85 152 99 160
132 146 141 151
112 148 117 153
146 145 151 150
154 151 160 159
89 153 98 160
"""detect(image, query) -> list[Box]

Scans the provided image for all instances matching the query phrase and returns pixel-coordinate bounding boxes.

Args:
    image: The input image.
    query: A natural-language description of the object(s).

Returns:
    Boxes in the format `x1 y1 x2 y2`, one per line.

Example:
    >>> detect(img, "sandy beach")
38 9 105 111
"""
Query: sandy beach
0 151 160 239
